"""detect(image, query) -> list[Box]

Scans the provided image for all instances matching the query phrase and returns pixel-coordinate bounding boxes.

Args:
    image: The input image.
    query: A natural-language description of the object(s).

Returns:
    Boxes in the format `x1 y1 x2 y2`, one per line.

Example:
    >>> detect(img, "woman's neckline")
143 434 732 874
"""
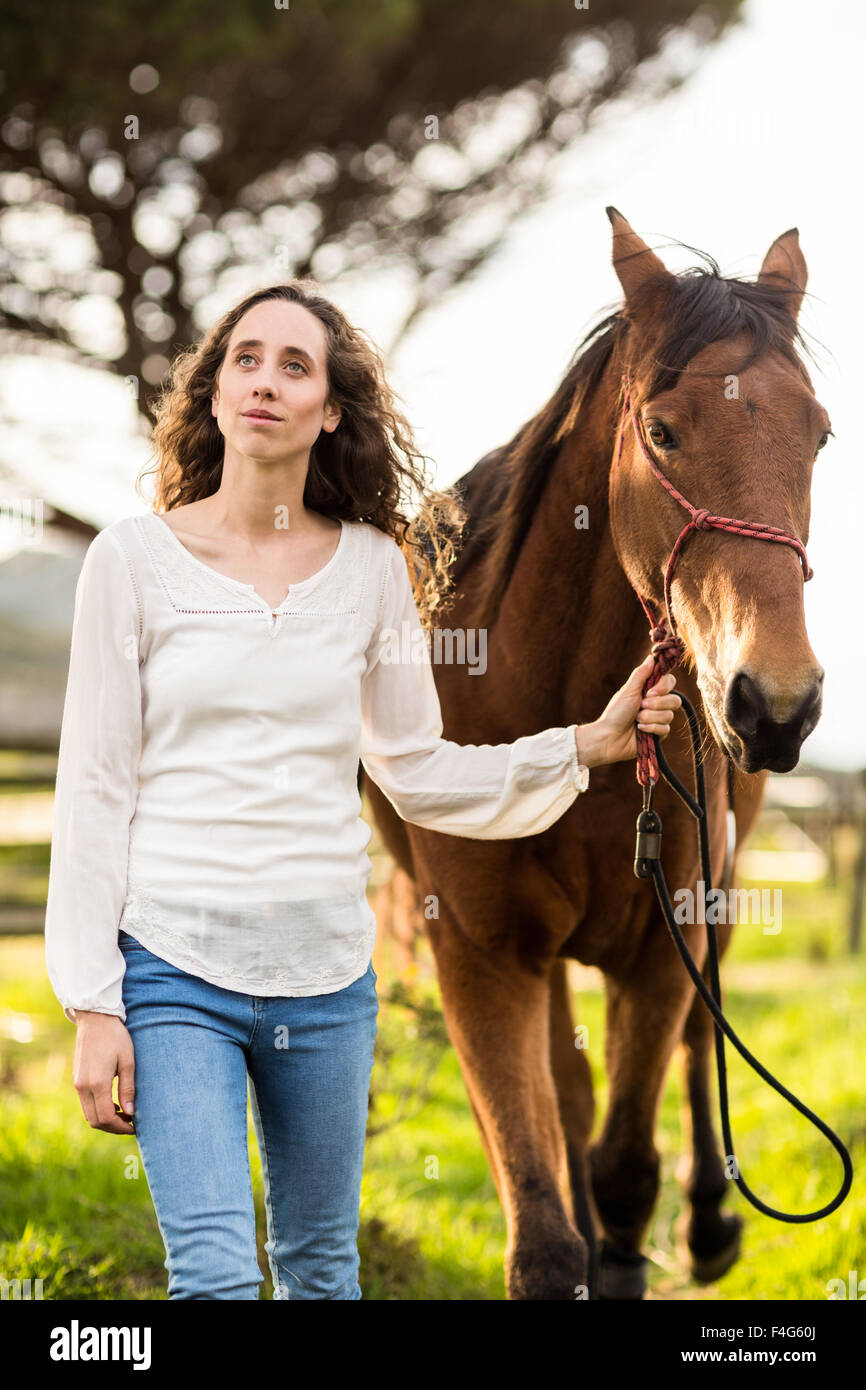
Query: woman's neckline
148 510 347 610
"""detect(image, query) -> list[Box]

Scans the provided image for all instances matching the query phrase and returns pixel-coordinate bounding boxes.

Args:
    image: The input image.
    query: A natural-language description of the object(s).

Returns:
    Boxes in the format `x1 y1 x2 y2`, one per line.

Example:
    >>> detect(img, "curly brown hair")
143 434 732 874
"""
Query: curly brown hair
135 280 466 628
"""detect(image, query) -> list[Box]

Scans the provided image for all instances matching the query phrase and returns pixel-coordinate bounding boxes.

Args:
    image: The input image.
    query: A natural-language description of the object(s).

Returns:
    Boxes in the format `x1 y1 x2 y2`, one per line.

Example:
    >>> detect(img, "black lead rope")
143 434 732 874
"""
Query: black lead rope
634 693 853 1222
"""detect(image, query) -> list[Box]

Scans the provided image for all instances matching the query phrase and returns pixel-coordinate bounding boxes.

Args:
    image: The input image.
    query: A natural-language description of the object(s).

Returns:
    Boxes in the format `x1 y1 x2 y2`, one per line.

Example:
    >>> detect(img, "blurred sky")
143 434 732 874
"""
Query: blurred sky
1 0 863 770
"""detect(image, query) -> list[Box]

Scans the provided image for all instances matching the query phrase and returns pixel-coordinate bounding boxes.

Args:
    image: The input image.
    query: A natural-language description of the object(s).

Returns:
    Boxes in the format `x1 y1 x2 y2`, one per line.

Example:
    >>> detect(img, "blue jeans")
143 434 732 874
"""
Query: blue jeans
118 929 379 1300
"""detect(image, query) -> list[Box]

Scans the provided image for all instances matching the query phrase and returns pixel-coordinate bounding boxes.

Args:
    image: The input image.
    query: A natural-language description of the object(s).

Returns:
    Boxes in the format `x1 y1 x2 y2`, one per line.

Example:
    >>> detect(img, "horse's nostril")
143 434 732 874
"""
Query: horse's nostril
725 667 824 754
725 670 769 741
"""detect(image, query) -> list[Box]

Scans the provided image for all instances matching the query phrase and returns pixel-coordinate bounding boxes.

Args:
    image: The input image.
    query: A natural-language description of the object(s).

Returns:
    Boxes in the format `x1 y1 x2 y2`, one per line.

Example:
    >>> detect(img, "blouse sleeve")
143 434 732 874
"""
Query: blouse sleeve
359 540 588 840
44 528 142 1023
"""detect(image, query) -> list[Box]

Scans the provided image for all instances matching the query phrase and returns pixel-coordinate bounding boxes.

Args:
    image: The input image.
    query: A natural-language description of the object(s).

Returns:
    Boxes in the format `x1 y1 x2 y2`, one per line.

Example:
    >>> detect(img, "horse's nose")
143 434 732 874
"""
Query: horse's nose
724 666 824 770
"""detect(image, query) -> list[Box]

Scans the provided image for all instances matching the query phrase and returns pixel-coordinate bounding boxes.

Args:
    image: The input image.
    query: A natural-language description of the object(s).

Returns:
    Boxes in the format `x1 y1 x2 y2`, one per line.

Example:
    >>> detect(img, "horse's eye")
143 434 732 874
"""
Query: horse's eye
647 421 676 449
816 432 830 451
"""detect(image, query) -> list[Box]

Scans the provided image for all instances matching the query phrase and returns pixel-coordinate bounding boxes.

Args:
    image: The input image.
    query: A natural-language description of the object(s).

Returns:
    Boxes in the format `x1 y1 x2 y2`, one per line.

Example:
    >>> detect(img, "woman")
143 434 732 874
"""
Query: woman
44 281 681 1301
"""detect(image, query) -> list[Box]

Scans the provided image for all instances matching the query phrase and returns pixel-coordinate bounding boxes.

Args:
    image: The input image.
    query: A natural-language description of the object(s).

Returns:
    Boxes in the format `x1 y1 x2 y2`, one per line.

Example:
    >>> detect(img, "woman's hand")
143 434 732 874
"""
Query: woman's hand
574 655 682 768
72 1013 136 1135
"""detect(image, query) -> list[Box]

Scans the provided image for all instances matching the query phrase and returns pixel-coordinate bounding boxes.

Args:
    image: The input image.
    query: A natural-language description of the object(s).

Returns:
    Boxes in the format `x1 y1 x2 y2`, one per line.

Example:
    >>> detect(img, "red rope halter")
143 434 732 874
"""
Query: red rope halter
612 372 815 787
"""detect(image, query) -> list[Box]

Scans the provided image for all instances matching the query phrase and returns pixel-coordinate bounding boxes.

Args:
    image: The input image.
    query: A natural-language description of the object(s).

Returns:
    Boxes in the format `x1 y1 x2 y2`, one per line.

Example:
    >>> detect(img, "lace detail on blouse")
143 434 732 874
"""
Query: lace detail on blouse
137 512 371 617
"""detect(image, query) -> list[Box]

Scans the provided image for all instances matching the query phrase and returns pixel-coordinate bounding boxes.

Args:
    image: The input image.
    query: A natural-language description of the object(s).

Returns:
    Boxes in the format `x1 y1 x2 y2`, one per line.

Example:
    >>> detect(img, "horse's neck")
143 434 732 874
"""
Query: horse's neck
492 388 650 717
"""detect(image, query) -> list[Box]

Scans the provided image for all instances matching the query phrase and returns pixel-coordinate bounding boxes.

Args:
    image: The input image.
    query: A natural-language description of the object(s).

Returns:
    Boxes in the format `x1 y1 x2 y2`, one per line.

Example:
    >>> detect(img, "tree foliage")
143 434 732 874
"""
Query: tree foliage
0 0 743 423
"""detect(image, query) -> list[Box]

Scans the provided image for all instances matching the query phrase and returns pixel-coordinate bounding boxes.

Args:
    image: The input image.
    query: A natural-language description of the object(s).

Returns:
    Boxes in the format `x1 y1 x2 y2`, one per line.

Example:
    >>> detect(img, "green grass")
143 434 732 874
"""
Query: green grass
1 868 863 1301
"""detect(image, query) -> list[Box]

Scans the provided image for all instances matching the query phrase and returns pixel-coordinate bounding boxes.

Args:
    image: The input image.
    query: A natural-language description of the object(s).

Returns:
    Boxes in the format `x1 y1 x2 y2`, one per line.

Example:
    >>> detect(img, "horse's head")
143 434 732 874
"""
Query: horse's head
605 209 831 774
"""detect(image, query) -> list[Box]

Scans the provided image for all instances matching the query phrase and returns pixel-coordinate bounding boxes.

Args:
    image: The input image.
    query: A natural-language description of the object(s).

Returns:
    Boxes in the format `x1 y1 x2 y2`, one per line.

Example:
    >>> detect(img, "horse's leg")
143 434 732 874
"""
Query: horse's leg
465 1087 507 1207
548 960 598 1275
588 929 705 1299
429 916 588 1300
678 932 743 1283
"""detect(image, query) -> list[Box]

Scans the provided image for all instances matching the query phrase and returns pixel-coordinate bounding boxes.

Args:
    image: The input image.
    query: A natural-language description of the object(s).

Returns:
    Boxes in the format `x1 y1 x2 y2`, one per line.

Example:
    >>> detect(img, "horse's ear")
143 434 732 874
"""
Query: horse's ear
757 227 808 327
606 206 673 308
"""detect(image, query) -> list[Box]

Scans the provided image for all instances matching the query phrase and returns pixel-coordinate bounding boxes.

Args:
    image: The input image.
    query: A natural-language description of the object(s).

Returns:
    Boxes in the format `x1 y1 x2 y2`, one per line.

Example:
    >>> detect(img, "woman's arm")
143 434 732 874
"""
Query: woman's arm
359 541 679 840
44 527 142 1024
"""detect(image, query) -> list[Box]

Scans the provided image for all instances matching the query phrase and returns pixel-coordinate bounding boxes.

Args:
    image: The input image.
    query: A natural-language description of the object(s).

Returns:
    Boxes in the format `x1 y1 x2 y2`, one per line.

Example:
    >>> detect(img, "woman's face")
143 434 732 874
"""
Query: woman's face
211 299 341 462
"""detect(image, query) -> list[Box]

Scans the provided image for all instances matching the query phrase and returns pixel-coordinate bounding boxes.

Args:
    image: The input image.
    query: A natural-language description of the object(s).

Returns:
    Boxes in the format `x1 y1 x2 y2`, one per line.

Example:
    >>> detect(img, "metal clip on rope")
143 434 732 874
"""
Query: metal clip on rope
634 798 662 879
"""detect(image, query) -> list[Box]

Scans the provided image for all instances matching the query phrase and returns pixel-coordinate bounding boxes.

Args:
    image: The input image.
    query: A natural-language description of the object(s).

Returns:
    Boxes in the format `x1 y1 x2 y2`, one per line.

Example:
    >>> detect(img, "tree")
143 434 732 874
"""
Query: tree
0 0 743 424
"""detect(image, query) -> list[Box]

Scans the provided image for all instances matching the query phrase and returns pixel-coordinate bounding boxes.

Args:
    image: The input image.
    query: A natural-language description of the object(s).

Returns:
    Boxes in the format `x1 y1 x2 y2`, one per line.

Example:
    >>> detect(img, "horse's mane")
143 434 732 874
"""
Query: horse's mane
449 244 822 631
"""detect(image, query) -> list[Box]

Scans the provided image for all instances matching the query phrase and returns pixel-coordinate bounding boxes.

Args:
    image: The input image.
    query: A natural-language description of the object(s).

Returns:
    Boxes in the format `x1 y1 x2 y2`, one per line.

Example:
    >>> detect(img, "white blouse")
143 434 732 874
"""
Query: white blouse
44 511 589 1022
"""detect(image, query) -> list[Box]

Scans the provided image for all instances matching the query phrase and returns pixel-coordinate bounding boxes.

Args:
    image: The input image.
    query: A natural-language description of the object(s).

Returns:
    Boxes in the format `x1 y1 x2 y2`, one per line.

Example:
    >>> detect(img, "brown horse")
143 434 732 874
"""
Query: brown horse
362 209 829 1299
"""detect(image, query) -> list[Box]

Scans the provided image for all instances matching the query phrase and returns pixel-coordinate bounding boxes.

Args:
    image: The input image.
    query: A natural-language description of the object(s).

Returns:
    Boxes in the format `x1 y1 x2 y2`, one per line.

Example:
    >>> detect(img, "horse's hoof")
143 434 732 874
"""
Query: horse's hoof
689 1212 743 1284
594 1240 648 1299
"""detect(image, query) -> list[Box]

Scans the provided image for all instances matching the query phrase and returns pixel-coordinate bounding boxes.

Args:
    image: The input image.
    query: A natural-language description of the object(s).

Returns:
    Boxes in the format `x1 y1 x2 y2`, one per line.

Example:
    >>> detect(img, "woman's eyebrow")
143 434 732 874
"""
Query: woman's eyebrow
231 339 317 366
